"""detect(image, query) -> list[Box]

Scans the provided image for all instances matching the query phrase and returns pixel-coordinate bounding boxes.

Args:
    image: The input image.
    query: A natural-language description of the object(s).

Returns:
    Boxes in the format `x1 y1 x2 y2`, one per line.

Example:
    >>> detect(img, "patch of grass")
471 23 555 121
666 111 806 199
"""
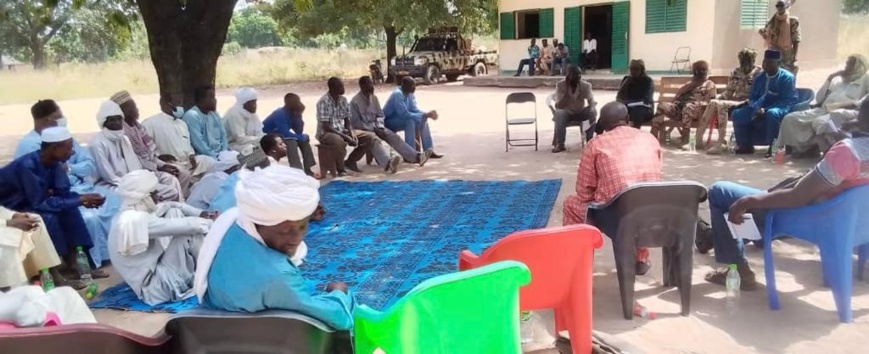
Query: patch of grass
0 47 375 105
838 16 869 61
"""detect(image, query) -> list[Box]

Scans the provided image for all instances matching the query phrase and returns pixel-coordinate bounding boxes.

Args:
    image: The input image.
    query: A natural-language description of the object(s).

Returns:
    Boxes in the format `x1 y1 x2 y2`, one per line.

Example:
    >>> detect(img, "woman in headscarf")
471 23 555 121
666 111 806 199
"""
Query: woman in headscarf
616 59 654 128
778 54 869 158
651 60 717 147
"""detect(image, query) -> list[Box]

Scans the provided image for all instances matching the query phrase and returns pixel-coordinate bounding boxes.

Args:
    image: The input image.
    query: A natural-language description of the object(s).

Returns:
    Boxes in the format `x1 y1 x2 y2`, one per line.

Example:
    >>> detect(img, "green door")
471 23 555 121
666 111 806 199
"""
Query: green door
563 7 582 66
611 1 630 73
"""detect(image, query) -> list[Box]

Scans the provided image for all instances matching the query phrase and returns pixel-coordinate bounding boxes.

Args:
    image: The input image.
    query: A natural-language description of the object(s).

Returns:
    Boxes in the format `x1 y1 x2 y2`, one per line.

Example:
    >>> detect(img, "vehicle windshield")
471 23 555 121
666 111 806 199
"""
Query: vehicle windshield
412 37 447 52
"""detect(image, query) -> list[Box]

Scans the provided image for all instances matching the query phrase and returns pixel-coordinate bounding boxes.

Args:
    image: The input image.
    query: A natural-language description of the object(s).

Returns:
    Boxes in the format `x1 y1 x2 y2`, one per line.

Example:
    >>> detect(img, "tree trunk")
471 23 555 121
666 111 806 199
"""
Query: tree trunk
384 26 402 84
30 36 47 70
137 0 237 107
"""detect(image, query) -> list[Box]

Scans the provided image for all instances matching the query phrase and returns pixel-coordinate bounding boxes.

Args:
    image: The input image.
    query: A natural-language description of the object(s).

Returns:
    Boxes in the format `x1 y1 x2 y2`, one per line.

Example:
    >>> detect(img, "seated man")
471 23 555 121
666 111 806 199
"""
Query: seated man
616 59 654 128
350 76 419 171
194 165 353 330
15 100 119 267
552 65 596 153
706 99 869 290
697 49 762 154
537 39 552 75
550 42 570 76
90 100 183 201
383 77 443 158
778 55 869 158
562 102 663 274
814 94 869 152
223 87 264 157
109 170 214 305
651 60 717 149
2 127 109 282
0 285 97 328
114 91 192 194
0 207 61 289
141 94 216 180
318 77 379 175
731 49 798 155
513 38 540 77
187 151 242 210
262 93 318 176
183 85 229 159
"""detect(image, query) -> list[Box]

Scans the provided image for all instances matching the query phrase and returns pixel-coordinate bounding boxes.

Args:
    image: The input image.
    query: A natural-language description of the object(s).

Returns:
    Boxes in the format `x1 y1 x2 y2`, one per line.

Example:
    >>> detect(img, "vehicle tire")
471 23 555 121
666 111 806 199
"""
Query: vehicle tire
470 61 487 77
423 65 440 85
445 74 460 82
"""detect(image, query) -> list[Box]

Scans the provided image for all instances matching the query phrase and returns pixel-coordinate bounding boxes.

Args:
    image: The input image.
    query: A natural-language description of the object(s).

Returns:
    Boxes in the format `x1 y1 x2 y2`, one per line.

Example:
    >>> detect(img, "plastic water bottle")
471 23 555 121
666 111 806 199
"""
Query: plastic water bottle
633 302 656 319
772 139 785 164
729 135 737 154
725 264 741 315
519 311 534 344
40 268 54 291
688 134 697 152
74 246 98 299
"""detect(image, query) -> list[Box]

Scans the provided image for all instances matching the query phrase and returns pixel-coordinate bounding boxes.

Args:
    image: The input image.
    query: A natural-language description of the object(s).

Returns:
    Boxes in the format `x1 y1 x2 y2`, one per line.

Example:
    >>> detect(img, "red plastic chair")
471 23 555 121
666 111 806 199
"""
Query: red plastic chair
458 225 604 354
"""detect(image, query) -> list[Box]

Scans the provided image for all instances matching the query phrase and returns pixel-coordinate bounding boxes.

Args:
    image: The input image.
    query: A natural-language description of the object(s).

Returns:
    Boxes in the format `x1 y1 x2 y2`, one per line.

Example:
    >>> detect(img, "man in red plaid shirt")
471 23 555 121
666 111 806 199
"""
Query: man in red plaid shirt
563 102 663 274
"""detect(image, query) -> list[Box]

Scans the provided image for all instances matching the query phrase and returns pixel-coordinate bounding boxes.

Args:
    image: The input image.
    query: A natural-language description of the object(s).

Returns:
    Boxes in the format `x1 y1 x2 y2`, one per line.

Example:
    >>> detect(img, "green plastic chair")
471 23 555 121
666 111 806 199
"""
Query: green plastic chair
353 261 531 354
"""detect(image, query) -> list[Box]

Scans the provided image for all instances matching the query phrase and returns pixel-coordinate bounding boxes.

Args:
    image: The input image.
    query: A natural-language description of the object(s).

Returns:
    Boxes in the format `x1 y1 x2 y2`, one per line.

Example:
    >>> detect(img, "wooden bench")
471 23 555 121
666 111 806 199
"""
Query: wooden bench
652 75 729 143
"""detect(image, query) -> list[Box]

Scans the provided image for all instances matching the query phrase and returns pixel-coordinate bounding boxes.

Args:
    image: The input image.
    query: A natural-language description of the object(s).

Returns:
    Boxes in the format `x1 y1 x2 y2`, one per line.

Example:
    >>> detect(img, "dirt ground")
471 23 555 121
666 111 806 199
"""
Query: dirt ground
2 69 869 354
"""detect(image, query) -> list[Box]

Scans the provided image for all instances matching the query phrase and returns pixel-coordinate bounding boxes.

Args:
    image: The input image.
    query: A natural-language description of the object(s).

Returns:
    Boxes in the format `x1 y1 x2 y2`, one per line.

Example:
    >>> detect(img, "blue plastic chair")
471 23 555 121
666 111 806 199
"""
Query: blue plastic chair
763 185 869 323
793 88 815 112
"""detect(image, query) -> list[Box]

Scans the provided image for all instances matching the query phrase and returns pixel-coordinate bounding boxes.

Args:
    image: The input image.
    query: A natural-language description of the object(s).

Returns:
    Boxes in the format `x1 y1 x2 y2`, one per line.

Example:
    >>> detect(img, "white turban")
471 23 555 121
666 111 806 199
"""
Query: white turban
116 170 159 211
96 100 124 128
234 87 257 106
194 164 319 302
40 127 72 143
209 150 241 174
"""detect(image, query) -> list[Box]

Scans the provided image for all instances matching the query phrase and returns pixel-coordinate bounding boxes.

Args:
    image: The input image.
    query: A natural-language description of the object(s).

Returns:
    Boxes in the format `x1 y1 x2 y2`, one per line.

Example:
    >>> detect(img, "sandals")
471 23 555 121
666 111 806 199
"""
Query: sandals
705 267 758 291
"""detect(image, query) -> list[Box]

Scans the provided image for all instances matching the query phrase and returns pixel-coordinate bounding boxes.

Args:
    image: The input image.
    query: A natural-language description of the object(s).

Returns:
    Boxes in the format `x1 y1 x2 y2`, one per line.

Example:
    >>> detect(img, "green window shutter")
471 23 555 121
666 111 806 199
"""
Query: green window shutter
740 0 768 29
646 0 687 34
563 7 582 66
538 8 555 38
500 12 515 40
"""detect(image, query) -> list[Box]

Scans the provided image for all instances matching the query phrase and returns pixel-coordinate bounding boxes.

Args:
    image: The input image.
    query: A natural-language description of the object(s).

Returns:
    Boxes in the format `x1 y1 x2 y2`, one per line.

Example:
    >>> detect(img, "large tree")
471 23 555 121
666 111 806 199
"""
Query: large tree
270 0 497 73
0 0 133 69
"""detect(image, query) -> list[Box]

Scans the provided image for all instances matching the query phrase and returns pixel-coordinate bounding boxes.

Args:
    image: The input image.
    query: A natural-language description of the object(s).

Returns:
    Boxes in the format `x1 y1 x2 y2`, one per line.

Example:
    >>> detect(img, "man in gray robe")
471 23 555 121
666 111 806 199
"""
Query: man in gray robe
108 170 215 306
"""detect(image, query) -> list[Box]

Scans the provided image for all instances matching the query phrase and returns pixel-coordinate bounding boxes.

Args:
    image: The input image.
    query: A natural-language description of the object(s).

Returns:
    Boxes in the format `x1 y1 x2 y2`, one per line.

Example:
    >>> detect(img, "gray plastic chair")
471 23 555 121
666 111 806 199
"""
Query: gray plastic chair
587 181 708 320
0 323 170 354
166 309 352 354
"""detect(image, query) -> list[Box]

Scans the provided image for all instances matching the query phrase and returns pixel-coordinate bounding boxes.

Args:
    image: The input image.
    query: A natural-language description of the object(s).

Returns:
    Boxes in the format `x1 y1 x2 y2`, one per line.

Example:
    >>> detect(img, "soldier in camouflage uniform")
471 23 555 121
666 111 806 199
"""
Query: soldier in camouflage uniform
696 49 762 154
759 0 801 75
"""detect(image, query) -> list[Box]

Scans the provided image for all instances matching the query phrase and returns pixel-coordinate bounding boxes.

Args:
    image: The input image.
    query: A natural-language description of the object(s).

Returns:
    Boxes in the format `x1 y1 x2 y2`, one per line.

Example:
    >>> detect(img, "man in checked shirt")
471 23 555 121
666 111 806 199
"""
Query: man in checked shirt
562 102 663 275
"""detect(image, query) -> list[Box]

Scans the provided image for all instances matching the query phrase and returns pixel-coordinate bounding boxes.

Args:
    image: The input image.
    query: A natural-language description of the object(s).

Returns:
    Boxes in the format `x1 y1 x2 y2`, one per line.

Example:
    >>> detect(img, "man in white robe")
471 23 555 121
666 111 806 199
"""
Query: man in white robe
141 94 216 182
90 101 183 202
0 207 61 289
224 88 264 156
187 151 242 210
108 170 214 306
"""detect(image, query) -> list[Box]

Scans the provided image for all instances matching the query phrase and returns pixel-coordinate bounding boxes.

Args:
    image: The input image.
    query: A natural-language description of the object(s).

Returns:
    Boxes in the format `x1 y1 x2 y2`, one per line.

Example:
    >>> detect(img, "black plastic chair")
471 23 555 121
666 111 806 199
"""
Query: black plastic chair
505 92 538 152
165 309 353 354
587 181 708 320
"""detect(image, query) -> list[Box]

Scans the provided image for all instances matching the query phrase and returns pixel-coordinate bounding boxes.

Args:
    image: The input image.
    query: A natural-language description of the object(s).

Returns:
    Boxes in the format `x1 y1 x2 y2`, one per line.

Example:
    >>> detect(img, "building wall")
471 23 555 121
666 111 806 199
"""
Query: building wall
711 0 841 75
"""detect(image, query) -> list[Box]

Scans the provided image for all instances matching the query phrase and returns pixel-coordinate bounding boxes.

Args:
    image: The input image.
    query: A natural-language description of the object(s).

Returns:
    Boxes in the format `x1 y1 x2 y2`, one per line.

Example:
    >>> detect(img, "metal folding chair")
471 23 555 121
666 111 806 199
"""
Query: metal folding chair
505 92 538 152
546 94 591 151
670 47 692 73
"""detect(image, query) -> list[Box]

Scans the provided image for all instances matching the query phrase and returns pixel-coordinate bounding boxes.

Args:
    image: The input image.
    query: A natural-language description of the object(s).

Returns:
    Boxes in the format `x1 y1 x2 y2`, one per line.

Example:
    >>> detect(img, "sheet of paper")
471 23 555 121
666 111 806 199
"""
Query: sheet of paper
723 213 762 241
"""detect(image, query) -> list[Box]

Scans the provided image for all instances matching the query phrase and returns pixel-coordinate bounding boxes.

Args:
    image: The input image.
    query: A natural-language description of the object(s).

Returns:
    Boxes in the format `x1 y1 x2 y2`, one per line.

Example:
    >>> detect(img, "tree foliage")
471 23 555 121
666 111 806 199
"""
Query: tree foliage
0 0 135 68
228 7 282 49
843 0 869 14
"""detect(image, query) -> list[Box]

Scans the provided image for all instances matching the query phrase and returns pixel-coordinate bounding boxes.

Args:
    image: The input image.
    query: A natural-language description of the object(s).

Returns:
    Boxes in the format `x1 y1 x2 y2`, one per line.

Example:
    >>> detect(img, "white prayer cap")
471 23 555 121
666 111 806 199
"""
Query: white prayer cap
116 170 159 205
235 164 320 224
96 100 124 128
235 87 257 105
210 150 241 173
40 127 72 143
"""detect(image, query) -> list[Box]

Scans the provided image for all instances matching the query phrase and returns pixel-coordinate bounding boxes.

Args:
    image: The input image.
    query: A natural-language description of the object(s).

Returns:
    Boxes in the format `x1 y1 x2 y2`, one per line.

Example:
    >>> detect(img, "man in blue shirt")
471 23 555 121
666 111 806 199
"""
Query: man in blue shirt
514 38 541 77
383 77 444 159
262 93 318 177
731 49 798 155
183 86 228 158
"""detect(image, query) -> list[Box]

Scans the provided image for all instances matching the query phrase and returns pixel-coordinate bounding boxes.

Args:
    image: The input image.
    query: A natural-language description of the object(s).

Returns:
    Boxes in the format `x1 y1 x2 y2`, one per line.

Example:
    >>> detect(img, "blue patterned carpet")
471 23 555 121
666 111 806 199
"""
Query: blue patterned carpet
90 179 561 313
